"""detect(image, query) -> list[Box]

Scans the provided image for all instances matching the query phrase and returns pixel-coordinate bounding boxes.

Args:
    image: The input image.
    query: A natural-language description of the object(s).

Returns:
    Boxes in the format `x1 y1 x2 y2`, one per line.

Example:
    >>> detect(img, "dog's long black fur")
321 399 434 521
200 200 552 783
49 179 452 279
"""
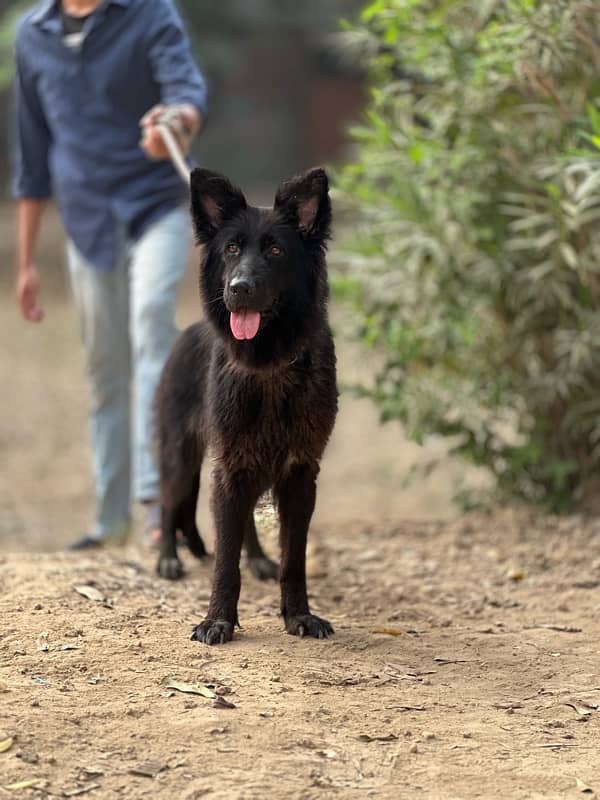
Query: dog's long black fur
155 167 338 644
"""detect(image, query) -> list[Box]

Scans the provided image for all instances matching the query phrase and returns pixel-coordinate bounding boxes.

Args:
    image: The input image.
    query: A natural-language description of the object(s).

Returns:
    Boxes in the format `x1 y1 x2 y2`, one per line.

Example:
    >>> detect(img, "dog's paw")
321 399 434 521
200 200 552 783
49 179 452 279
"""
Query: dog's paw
248 555 278 581
191 619 234 645
157 556 184 580
285 614 334 639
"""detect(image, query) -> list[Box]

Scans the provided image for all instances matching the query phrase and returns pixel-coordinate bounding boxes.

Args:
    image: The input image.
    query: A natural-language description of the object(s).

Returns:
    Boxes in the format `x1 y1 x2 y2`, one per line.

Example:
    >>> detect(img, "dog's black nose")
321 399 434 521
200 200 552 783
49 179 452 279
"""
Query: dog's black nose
229 277 255 297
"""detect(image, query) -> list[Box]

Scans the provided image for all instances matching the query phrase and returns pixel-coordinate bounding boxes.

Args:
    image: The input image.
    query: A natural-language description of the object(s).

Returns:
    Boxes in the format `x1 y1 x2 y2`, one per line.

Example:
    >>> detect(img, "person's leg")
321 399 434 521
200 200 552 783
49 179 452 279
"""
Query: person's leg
67 240 131 547
129 206 191 526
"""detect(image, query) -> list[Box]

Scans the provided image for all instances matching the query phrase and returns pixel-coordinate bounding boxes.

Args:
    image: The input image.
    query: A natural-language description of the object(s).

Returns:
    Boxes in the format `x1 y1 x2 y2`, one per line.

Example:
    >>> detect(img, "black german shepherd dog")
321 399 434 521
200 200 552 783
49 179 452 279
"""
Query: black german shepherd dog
154 167 338 645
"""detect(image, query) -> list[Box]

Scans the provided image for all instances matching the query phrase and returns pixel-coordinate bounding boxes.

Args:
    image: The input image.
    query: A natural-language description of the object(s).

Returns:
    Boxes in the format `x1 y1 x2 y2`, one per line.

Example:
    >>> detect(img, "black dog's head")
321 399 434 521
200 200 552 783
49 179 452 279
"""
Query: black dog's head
190 167 331 368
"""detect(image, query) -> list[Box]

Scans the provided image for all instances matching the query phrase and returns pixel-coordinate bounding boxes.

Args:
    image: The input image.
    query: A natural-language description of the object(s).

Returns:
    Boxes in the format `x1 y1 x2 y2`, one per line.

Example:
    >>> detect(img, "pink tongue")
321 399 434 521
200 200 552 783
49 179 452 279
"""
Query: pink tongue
230 310 261 340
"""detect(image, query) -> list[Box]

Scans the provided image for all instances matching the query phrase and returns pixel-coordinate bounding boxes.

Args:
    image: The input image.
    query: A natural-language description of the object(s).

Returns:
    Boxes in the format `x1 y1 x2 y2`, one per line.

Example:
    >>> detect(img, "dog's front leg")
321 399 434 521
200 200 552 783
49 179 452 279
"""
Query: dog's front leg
191 469 256 645
275 463 333 639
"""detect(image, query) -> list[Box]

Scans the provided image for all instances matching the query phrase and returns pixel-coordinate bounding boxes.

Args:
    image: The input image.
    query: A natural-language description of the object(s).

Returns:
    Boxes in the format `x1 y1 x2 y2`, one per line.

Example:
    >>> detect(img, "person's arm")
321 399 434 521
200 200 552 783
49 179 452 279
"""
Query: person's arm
13 23 53 323
140 0 207 160
16 199 47 323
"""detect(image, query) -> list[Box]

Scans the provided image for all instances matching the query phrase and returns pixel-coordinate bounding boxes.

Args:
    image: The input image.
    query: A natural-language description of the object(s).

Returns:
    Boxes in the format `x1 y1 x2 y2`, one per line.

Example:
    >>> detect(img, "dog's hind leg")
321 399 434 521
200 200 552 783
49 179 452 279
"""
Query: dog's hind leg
157 429 206 579
157 505 184 580
179 472 208 560
275 463 333 639
245 513 278 581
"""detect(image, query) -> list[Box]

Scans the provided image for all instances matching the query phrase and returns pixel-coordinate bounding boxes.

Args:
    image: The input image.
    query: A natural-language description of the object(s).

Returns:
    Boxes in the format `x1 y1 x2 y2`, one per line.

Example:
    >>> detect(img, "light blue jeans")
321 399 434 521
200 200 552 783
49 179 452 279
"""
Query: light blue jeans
67 206 191 541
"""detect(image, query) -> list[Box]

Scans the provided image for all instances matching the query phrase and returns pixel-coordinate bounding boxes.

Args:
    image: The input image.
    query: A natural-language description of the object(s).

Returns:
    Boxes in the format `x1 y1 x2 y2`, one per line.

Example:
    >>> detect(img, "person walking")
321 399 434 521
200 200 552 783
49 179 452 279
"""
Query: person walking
13 0 207 549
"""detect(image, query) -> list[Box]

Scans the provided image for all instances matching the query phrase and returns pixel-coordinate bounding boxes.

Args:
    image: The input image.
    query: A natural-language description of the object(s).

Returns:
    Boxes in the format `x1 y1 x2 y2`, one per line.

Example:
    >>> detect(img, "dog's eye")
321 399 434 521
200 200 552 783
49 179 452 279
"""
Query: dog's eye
226 243 240 256
269 245 283 257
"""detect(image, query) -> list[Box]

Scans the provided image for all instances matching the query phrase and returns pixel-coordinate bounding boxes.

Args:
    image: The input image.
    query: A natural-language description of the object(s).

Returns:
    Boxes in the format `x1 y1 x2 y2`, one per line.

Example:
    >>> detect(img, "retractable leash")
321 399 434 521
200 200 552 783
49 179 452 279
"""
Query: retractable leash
155 107 192 187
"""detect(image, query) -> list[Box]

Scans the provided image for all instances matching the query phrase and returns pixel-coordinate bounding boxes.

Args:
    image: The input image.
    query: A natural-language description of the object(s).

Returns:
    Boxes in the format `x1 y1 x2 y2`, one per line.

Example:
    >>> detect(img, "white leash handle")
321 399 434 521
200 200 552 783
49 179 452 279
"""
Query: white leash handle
156 117 191 187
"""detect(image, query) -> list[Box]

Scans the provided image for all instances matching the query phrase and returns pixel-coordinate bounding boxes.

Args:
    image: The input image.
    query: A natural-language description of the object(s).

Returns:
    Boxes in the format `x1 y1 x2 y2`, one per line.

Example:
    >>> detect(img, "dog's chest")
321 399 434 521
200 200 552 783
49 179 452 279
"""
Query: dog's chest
209 368 328 474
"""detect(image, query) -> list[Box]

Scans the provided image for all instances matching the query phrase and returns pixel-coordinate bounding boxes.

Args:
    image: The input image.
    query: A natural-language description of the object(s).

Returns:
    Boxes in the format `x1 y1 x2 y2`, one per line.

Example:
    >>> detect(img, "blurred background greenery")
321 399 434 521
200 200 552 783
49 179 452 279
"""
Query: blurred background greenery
4 0 600 520
335 0 600 510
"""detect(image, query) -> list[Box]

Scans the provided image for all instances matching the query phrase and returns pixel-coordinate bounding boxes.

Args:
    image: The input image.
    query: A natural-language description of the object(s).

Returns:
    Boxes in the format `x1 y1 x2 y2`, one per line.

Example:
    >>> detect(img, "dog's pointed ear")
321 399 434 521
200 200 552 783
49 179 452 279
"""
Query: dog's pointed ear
273 167 331 244
190 168 247 243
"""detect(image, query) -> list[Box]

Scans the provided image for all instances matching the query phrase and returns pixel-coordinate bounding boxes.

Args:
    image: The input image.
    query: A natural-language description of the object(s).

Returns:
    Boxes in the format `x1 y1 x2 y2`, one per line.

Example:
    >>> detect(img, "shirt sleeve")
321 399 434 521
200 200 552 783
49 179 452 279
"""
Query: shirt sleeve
146 0 208 116
12 26 53 199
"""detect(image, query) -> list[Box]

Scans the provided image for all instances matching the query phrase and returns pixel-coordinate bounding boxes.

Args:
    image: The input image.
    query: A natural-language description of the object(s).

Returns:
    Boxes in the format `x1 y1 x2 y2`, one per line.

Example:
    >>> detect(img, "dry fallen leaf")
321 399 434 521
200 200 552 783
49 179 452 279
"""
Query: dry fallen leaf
129 761 165 778
78 767 104 781
534 742 579 749
63 785 101 798
449 743 480 750
372 627 404 636
5 779 43 790
0 737 14 753
161 678 216 699
73 585 105 603
532 624 582 634
566 703 593 720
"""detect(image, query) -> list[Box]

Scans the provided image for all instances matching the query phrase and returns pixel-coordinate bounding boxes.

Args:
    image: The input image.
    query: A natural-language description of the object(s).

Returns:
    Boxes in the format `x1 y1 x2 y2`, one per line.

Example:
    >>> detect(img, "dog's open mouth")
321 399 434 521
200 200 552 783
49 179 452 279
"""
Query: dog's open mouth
230 310 261 340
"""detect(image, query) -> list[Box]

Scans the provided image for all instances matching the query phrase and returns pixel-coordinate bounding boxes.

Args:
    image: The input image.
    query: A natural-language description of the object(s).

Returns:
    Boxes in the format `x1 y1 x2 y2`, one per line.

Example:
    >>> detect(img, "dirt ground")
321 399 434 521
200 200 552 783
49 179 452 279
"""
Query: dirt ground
1 234 600 798
2 512 600 799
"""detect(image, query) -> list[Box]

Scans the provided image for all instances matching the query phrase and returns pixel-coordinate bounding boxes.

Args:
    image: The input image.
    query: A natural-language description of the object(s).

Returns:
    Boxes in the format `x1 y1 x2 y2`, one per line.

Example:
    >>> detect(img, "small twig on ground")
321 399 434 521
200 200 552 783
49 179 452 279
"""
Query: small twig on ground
533 742 581 749
525 624 582 633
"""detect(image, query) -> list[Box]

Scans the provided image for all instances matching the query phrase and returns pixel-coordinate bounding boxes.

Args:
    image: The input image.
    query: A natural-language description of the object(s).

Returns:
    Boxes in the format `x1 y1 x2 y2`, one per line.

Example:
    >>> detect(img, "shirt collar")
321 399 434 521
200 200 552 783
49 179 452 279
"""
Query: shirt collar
31 0 131 30
30 0 56 25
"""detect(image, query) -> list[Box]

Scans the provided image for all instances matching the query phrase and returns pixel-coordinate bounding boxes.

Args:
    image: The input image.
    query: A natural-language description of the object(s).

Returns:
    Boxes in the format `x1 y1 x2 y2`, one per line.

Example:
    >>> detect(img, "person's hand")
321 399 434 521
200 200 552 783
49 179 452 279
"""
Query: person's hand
17 266 45 323
139 104 202 161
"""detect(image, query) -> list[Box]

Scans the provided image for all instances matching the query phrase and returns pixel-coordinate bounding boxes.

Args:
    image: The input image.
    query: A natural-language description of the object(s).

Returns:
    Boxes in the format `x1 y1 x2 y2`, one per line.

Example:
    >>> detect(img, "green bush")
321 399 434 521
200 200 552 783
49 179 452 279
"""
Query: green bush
0 3 28 89
336 0 600 509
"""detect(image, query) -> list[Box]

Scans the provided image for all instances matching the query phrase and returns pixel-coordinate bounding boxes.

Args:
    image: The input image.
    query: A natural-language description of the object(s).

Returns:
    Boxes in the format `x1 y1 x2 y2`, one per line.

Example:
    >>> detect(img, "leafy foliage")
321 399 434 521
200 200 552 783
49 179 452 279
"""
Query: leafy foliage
336 0 600 508
0 1 27 89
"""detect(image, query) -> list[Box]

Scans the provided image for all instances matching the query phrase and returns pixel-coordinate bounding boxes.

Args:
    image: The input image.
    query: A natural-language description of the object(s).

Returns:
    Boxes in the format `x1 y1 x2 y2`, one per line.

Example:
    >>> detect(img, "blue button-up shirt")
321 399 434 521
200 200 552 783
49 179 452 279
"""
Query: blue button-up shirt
13 0 207 270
